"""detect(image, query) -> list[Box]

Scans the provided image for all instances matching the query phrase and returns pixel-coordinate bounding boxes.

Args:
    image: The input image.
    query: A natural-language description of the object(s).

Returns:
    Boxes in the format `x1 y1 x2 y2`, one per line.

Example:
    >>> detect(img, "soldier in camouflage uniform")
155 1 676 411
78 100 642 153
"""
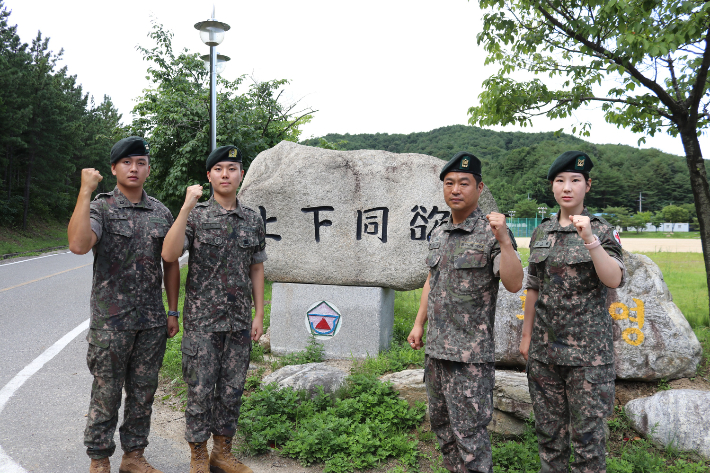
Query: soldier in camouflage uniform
162 145 266 473
520 151 625 473
67 136 181 473
408 152 524 473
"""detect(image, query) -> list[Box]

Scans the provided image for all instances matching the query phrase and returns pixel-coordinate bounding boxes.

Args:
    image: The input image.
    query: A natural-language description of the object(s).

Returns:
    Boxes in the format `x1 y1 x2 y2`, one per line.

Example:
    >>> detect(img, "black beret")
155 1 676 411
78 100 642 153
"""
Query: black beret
206 145 242 170
110 136 150 164
547 151 594 180
439 151 482 181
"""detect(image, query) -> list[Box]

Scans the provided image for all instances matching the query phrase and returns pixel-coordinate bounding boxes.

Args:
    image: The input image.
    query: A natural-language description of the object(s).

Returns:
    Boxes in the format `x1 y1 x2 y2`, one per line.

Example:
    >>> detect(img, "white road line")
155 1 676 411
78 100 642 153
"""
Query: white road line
0 318 90 472
0 251 72 268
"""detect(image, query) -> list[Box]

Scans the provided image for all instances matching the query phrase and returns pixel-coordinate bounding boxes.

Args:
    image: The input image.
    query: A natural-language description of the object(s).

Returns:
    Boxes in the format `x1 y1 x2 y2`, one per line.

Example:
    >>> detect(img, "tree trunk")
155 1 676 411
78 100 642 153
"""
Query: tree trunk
679 127 710 318
22 151 33 231
5 145 11 200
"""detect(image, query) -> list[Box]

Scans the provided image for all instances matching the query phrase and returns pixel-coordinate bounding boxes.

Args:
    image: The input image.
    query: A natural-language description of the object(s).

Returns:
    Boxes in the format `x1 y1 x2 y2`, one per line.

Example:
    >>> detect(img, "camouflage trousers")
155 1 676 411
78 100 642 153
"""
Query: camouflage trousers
425 356 494 473
181 329 251 442
84 327 167 459
527 358 615 473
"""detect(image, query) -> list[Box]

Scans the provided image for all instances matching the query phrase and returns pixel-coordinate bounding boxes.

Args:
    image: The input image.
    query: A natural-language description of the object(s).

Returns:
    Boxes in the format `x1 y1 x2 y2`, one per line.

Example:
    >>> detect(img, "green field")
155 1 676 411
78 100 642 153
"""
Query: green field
619 231 701 239
0 220 68 256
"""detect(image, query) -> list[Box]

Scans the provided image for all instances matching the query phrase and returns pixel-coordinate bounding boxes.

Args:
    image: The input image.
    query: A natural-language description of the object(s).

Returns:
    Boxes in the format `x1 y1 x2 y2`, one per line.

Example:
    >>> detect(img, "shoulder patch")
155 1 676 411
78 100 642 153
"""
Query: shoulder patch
613 229 622 247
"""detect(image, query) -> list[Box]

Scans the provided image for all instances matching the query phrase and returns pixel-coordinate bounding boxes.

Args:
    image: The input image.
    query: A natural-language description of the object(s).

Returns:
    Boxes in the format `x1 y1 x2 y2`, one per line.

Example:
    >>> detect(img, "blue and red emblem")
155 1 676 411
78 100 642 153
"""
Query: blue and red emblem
307 301 341 336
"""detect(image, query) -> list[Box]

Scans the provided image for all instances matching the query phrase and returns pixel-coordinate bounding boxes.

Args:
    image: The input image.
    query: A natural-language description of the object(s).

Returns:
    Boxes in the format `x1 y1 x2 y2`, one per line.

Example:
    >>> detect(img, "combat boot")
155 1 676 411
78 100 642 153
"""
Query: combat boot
118 448 164 473
189 441 210 473
89 457 110 473
209 435 253 473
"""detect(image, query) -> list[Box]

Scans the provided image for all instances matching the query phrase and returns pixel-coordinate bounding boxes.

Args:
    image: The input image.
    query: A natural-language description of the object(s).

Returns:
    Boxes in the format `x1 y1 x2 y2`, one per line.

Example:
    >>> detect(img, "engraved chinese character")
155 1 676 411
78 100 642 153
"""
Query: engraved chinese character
258 206 282 241
302 206 334 243
410 205 450 241
356 207 389 243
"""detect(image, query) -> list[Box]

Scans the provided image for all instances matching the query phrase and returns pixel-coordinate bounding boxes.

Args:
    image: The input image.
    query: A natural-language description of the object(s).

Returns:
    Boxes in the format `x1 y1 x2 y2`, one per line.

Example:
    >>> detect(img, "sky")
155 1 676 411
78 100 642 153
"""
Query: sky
8 0 707 157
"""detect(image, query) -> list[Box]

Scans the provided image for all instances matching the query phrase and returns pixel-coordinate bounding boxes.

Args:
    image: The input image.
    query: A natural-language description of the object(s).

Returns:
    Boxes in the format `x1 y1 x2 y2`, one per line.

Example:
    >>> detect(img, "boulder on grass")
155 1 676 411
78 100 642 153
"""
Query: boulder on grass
261 363 347 398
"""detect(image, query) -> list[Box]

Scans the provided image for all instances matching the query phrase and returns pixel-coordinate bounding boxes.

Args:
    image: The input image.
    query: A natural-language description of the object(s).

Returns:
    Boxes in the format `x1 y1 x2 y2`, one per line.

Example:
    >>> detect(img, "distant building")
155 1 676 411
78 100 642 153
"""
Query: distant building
644 223 689 232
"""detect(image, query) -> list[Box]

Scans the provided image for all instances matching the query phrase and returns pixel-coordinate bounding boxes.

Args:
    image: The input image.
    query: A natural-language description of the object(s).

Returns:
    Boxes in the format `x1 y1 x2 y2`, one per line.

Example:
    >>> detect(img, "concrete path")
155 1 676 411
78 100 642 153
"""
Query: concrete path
516 237 702 252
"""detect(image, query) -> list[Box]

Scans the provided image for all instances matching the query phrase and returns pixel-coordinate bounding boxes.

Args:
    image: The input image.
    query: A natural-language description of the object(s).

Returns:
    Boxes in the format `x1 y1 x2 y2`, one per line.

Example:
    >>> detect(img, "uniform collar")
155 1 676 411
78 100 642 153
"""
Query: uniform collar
112 187 151 209
547 207 594 232
443 207 483 233
207 196 244 218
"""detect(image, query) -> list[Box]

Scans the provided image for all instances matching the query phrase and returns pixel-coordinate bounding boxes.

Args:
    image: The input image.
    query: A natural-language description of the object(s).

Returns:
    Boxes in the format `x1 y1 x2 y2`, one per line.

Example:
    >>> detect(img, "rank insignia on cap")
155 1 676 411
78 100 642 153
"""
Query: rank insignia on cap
461 158 469 169
576 158 585 169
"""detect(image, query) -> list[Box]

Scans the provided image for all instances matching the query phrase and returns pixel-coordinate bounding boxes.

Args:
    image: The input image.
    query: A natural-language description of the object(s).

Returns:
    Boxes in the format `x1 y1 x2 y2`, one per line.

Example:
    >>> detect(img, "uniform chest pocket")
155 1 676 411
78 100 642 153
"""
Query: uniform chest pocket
426 240 441 267
565 246 592 265
237 227 259 249
149 218 169 239
454 250 487 269
528 248 550 264
107 216 132 238
196 231 225 247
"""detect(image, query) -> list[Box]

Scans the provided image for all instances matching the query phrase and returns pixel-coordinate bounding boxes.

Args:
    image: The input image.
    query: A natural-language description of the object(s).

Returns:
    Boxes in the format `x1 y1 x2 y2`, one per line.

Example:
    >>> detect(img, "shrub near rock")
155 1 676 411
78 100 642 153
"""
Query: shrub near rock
238 373 425 473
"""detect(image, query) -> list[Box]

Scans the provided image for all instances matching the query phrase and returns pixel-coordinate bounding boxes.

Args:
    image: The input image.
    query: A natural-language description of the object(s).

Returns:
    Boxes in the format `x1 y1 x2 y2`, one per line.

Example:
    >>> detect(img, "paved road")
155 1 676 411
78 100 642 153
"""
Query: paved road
0 251 186 473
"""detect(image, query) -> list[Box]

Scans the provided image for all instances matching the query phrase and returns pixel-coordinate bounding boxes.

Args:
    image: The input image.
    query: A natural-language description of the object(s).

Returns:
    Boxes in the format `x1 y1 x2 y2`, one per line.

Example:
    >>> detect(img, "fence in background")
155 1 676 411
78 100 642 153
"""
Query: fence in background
507 218 544 238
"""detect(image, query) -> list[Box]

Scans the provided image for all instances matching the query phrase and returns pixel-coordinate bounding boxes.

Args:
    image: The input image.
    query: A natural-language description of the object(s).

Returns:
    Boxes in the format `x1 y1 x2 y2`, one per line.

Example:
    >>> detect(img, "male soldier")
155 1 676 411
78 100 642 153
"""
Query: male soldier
67 136 180 473
162 145 266 473
407 152 524 473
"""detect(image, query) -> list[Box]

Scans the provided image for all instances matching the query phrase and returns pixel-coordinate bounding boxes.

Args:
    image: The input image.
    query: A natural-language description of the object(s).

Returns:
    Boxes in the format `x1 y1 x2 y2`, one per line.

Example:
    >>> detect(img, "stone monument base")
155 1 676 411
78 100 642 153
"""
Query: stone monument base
270 282 395 359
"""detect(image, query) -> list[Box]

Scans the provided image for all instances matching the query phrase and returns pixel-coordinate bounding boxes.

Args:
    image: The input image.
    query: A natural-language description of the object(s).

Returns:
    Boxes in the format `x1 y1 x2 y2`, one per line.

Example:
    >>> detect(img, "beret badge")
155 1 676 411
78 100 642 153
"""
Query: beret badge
229 149 237 158
461 158 469 169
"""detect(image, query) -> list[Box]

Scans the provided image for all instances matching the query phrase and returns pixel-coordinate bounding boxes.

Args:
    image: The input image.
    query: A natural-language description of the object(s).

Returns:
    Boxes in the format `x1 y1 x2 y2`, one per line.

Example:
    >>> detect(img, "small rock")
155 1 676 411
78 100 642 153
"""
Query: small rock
493 370 533 421
261 363 347 398
380 369 427 407
625 389 710 460
259 326 271 353
488 409 527 438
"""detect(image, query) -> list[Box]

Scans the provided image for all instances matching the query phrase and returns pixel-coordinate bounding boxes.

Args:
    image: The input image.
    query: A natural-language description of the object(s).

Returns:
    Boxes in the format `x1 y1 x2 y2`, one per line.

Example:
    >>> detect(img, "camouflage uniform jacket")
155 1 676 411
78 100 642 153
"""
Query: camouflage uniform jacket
89 187 173 330
525 209 626 366
425 207 517 363
183 197 267 332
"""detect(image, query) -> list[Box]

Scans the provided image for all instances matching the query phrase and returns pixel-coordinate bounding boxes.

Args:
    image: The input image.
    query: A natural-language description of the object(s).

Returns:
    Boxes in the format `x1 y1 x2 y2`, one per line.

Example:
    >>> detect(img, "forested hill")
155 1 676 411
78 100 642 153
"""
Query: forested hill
301 125 696 214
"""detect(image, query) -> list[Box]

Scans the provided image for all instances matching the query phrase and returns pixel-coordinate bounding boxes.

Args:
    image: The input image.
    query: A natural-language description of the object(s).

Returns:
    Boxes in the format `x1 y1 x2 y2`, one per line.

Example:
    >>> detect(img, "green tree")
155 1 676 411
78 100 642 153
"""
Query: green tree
662 204 690 224
469 0 710 312
131 22 314 212
630 211 653 233
602 206 630 230
651 211 664 231
513 199 540 218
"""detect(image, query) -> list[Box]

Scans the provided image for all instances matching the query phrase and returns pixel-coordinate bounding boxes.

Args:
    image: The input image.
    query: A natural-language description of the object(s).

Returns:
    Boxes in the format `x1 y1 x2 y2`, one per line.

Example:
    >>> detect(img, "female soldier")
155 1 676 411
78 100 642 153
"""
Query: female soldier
519 151 625 473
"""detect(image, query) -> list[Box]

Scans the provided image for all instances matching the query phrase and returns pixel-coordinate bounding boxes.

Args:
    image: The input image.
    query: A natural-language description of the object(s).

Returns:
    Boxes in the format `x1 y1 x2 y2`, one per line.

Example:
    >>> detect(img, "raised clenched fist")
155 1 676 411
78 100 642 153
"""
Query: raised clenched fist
81 168 103 193
183 184 204 211
486 211 511 244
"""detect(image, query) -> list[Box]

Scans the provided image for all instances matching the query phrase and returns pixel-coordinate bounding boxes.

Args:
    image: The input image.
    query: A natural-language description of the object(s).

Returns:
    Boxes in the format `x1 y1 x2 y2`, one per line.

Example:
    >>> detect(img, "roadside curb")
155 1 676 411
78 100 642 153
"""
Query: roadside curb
1 245 69 260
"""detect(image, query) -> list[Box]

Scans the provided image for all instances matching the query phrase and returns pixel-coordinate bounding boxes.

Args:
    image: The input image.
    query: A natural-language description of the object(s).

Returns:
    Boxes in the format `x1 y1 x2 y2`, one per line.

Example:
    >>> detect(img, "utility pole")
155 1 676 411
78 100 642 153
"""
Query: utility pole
638 192 644 212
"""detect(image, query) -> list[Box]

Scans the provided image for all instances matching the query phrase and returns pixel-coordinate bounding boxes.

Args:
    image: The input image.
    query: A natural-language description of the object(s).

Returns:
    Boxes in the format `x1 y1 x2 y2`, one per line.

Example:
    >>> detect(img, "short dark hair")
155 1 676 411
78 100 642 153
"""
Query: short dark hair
472 173 482 185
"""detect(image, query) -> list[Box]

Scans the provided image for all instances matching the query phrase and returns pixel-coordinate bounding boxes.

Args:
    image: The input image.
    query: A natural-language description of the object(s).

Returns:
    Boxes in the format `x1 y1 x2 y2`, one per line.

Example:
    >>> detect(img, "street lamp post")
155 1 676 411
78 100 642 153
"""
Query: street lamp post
538 206 547 220
194 7 231 154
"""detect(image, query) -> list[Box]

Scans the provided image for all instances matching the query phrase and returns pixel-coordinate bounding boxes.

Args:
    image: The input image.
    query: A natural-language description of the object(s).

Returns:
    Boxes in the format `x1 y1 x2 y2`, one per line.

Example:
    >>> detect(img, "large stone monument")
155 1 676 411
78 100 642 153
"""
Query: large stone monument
238 141 496 358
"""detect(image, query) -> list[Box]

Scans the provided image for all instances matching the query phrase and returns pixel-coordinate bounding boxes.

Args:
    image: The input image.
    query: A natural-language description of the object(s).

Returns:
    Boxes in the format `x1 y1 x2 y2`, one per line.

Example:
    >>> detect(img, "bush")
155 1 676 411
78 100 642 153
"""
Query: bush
238 373 426 473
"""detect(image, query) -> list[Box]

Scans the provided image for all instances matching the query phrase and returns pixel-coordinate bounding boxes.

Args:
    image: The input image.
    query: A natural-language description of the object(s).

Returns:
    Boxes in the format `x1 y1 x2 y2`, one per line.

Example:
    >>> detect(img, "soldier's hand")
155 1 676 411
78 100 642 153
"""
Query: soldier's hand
251 317 264 342
519 334 530 361
80 168 103 193
571 215 594 244
486 212 511 245
407 324 424 350
167 316 180 338
182 184 203 211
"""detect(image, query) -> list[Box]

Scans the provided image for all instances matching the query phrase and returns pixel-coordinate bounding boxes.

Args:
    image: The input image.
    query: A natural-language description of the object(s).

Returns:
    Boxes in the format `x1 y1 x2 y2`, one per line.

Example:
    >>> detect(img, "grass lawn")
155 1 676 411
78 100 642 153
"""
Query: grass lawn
0 220 68 256
619 231 701 239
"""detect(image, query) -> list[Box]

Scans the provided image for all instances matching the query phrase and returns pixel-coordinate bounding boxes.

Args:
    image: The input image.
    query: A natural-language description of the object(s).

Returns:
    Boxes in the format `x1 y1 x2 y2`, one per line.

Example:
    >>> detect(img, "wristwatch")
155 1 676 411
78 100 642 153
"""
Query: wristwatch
167 310 180 317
